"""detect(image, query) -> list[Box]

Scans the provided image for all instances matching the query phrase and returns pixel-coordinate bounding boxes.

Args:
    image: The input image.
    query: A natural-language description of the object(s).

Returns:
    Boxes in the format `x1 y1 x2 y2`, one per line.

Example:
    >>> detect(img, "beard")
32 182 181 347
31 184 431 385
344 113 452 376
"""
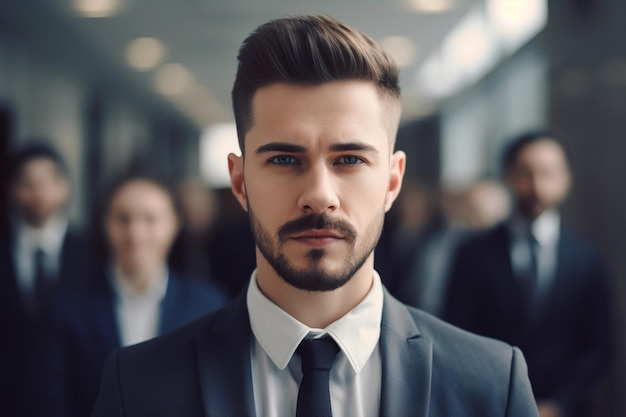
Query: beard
248 207 384 292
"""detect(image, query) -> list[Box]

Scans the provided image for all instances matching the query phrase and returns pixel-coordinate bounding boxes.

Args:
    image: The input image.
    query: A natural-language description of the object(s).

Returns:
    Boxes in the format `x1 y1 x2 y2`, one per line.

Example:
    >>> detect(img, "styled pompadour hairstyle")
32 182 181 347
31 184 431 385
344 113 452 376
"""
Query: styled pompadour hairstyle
231 15 401 153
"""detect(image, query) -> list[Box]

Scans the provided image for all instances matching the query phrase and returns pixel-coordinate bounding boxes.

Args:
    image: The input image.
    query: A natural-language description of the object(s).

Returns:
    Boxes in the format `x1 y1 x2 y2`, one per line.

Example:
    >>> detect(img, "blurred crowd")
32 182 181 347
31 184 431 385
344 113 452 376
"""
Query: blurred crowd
0 129 616 417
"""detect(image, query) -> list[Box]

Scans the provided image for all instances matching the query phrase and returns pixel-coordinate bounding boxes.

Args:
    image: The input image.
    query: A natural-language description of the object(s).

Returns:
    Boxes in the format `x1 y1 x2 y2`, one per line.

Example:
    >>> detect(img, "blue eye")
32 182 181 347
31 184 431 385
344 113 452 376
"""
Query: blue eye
337 155 364 165
269 155 298 165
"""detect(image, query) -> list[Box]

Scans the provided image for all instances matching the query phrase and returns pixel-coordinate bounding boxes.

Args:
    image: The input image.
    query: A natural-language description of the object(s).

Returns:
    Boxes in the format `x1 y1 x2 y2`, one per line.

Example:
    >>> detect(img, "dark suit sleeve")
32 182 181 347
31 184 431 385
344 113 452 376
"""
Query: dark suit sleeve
91 351 124 417
506 347 539 417
553 257 614 415
442 242 481 332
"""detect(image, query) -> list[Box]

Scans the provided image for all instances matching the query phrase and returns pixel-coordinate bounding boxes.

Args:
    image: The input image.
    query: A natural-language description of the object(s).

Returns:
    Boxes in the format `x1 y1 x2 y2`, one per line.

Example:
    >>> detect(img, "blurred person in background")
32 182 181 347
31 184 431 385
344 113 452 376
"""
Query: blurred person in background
170 180 257 299
169 177 220 282
0 142 94 417
444 131 614 417
44 171 229 417
374 180 436 302
405 179 510 315
206 187 257 298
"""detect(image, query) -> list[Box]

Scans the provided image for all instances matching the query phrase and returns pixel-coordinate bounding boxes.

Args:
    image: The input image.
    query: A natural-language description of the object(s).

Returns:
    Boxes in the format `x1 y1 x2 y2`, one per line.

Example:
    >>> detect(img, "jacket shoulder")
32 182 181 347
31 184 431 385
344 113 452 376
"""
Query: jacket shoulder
411 307 516 363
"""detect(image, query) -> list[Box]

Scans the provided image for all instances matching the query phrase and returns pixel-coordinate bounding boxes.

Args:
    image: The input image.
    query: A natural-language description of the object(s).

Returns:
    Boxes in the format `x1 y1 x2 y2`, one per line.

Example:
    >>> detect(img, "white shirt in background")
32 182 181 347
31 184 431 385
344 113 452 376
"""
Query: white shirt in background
111 266 169 347
247 270 383 417
509 209 560 299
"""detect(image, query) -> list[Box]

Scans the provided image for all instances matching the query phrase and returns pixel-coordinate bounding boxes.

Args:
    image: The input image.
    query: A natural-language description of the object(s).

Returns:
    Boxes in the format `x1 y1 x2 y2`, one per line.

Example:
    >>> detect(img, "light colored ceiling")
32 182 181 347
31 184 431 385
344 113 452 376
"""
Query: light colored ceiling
47 0 482 126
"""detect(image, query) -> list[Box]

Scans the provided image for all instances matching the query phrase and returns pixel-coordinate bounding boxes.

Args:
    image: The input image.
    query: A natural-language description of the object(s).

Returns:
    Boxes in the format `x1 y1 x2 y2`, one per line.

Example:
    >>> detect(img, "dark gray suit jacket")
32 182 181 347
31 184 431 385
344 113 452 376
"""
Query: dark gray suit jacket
92 290 539 417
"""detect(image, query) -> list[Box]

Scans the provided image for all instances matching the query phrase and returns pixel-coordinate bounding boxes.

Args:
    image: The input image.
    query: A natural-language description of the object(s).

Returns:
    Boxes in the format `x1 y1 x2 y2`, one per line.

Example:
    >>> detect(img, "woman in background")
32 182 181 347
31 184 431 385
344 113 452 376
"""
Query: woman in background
45 171 230 417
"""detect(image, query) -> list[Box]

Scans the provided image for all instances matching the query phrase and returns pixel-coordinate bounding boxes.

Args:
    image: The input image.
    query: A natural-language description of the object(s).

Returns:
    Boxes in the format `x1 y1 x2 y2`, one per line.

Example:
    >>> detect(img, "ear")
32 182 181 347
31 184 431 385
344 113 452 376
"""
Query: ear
228 153 248 212
384 150 406 212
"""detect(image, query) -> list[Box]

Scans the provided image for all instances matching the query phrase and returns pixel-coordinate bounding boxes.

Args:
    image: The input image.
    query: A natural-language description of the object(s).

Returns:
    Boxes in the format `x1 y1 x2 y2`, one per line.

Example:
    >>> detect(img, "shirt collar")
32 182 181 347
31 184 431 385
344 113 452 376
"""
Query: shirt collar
531 209 560 247
509 209 560 247
16 215 68 254
247 269 383 374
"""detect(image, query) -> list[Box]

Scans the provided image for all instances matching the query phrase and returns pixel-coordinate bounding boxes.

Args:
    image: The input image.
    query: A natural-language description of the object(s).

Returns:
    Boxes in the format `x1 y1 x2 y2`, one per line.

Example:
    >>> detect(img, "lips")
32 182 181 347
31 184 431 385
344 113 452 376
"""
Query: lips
290 229 343 239
288 229 344 249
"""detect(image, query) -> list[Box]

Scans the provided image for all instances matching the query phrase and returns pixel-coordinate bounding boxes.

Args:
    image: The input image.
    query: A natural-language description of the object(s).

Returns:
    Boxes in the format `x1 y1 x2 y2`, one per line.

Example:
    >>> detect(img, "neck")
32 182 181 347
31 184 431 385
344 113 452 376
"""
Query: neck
116 262 165 293
21 214 58 231
255 254 374 329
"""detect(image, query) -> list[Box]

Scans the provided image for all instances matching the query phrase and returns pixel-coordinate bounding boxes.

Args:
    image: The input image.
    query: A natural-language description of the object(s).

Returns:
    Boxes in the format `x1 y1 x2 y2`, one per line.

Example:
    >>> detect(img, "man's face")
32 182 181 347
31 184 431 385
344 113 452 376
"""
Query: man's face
507 139 571 219
13 158 70 227
229 81 405 292
106 180 179 275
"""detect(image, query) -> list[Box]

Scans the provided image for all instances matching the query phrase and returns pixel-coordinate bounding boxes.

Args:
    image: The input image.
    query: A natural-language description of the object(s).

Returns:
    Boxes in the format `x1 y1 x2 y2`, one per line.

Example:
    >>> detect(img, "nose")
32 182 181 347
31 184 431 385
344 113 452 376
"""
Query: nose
297 162 340 214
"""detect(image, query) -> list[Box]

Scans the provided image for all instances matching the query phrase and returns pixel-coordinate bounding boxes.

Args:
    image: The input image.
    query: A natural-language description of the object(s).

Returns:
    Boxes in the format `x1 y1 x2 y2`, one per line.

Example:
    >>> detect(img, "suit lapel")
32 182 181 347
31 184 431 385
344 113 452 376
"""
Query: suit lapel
379 291 432 417
196 293 256 417
93 278 121 349
58 226 76 285
158 274 180 335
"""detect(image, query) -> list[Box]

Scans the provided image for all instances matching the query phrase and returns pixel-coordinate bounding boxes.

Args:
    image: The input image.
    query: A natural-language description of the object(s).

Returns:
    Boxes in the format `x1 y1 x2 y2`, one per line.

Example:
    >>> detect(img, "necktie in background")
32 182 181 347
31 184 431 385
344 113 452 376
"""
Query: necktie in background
30 247 50 315
296 336 340 417
521 232 539 313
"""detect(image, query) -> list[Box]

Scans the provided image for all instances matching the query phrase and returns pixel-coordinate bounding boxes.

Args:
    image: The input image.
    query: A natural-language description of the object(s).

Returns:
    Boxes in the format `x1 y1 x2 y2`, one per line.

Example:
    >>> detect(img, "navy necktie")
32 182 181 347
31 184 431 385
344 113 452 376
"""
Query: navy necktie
521 233 539 310
31 247 51 314
296 337 340 417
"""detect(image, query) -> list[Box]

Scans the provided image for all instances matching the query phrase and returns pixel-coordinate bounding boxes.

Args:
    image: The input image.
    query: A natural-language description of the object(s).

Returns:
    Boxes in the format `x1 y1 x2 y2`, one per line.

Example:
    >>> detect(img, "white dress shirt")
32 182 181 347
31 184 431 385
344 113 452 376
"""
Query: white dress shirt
509 210 560 299
111 266 169 347
13 216 68 298
247 270 384 417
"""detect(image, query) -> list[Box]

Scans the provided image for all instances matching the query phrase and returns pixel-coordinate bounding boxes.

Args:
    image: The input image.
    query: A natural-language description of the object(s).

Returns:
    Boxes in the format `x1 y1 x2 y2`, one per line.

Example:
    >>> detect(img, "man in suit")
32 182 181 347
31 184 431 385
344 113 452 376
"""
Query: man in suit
0 143 94 417
444 132 613 417
92 15 539 417
44 172 229 417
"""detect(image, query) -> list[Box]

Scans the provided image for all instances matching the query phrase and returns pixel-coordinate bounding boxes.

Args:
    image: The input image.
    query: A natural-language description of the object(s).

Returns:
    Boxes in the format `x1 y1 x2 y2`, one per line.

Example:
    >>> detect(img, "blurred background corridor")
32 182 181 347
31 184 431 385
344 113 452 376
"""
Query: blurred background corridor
1 0 625 416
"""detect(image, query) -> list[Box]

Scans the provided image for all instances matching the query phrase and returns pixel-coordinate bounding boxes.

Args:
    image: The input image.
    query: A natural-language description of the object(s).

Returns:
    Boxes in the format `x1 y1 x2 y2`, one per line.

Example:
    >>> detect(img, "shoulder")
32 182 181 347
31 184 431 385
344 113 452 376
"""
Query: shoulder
384 296 532 409
386 292 518 364
407 306 527 397
417 307 515 358
560 228 603 259
50 279 110 318
116 297 238 364
168 272 230 306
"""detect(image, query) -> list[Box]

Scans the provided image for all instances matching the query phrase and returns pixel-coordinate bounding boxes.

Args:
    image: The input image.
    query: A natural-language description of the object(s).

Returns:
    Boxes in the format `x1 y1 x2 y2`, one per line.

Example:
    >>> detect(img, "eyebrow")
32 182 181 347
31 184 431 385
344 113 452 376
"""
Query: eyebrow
329 143 378 153
255 142 306 154
254 141 378 155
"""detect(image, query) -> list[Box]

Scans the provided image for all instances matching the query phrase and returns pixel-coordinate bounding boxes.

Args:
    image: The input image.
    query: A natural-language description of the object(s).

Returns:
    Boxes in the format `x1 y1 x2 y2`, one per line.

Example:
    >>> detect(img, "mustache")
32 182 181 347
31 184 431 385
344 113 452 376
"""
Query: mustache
278 213 356 243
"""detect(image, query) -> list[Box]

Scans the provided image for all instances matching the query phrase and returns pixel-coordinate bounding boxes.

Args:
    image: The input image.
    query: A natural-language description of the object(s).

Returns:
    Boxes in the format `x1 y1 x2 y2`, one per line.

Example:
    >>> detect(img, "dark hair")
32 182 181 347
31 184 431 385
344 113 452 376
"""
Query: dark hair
231 15 401 152
501 130 572 174
102 169 181 218
9 141 69 180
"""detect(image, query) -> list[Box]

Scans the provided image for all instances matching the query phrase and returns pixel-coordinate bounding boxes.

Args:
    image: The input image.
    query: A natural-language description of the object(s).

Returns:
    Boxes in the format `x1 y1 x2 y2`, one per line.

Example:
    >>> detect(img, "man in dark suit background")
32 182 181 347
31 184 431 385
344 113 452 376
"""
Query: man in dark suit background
444 132 614 417
45 172 229 417
92 15 539 417
0 143 94 417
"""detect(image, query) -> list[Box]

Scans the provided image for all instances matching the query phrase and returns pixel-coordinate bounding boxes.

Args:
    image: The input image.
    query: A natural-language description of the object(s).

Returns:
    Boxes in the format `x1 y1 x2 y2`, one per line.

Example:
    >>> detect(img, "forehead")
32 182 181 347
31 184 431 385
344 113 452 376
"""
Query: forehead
110 181 172 209
19 157 62 177
247 81 387 152
516 140 568 165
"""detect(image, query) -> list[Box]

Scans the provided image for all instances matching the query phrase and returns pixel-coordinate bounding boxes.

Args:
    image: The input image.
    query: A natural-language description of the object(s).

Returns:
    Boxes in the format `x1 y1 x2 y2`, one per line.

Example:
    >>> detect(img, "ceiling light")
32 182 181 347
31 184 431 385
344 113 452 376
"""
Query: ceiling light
73 0 122 17
408 0 455 13
487 0 548 52
126 38 165 71
154 63 193 96
200 123 240 187
380 36 418 68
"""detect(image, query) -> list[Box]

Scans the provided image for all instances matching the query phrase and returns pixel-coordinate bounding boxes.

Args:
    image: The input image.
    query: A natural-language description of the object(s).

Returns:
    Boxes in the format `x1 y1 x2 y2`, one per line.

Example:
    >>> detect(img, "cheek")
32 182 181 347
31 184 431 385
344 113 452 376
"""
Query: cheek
107 227 129 252
247 179 292 216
